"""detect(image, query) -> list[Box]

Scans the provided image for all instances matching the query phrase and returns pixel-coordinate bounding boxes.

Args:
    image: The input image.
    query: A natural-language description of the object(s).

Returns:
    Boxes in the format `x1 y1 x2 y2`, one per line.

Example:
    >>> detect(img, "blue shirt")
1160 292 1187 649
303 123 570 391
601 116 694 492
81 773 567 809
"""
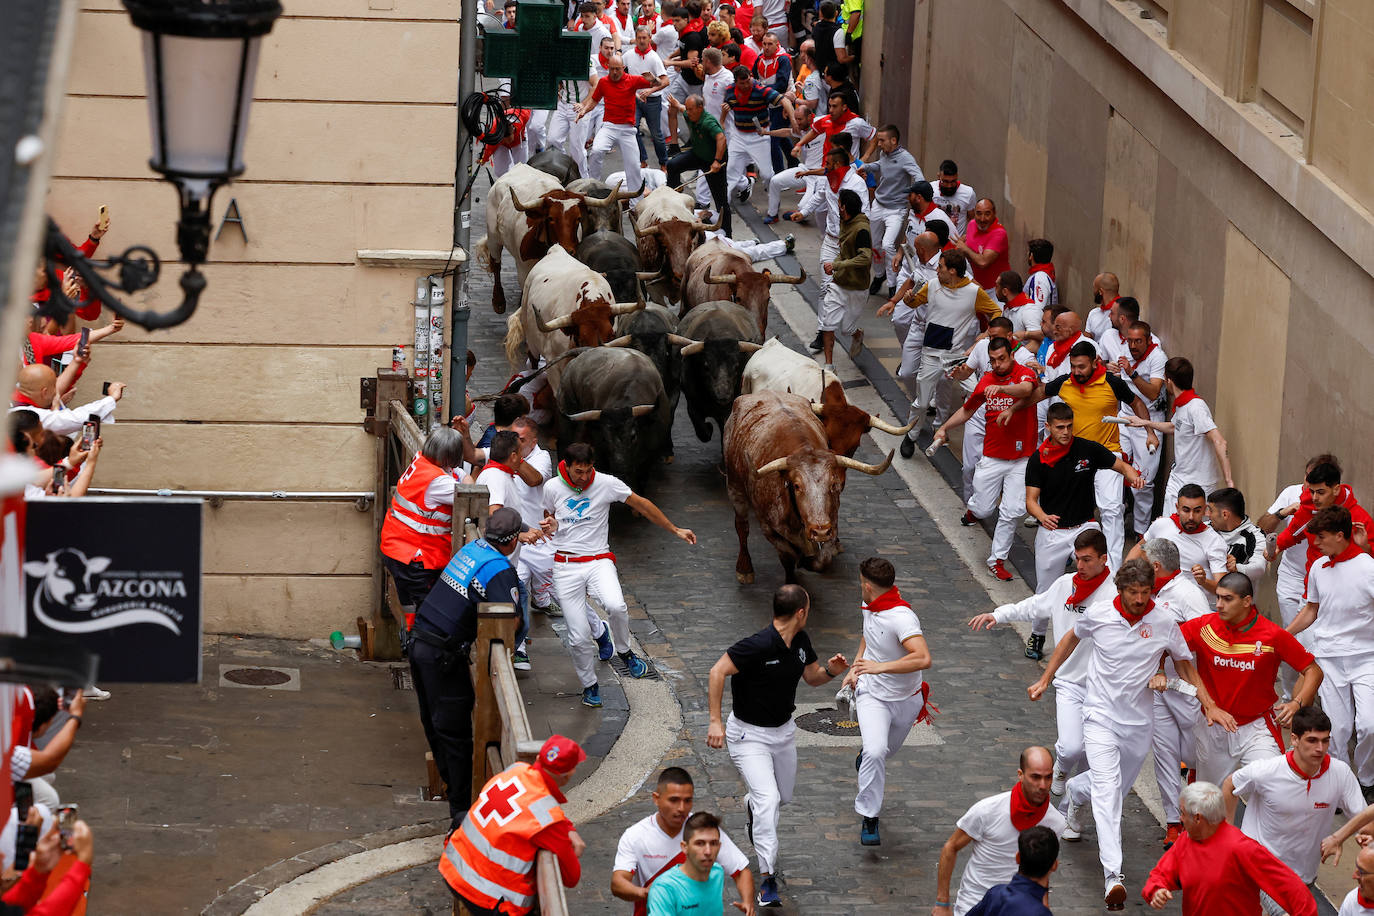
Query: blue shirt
966 874 1053 916
647 863 725 915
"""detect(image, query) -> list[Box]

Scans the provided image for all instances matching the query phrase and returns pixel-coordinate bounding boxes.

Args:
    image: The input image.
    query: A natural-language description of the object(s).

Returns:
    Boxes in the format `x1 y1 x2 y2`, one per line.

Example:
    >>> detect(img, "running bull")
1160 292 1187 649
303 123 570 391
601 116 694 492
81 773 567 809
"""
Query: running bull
556 347 672 489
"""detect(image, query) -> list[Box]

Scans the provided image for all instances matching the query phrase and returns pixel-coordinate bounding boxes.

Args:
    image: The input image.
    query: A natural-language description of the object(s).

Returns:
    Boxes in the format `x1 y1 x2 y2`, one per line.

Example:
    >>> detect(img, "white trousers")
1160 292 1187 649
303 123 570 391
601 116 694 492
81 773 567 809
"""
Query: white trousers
820 284 865 335
1151 690 1201 822
1120 425 1161 532
1067 716 1153 879
589 122 642 190
968 455 1028 565
1277 593 1305 700
890 302 916 347
818 235 839 300
1053 678 1089 781
489 142 528 178
1034 521 1102 594
517 542 555 609
552 558 629 688
546 101 589 174
1094 460 1126 569
915 348 960 430
766 168 822 219
896 305 927 397
867 204 905 281
726 713 796 874
1318 654 1374 785
1193 715 1282 787
961 412 986 504
729 237 788 262
526 109 548 153
726 131 774 194
855 689 924 818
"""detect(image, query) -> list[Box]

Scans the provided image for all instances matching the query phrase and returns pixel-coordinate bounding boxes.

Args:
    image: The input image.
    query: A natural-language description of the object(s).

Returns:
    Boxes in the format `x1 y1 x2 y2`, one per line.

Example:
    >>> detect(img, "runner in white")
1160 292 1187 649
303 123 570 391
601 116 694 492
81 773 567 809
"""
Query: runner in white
542 441 695 709
1128 356 1234 510
1110 320 1168 534
1206 487 1268 588
969 528 1116 796
547 52 600 176
1083 272 1119 342
1130 485 1229 603
933 747 1067 916
932 160 978 236
762 106 822 223
1028 557 1224 910
512 416 558 613
842 557 933 847
1023 239 1058 309
611 766 755 914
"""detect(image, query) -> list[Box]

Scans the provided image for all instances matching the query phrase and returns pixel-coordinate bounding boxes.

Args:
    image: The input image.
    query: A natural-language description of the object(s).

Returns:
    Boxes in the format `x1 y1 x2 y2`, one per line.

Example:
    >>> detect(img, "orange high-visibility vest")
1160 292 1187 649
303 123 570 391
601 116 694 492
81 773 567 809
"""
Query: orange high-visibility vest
379 454 454 568
440 763 570 914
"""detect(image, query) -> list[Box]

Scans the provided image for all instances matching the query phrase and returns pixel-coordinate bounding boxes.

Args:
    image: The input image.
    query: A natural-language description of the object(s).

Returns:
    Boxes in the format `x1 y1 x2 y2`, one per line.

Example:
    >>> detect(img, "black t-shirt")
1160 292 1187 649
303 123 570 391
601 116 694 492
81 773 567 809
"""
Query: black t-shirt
812 20 840 73
726 624 818 728
677 30 709 86
1024 437 1118 528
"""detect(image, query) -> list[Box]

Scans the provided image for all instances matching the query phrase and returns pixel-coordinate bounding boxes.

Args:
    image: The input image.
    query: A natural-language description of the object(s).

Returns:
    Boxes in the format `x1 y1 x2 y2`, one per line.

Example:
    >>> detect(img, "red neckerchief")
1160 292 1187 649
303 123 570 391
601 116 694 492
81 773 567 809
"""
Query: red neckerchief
598 52 612 69
1004 291 1031 311
633 45 652 57
1170 388 1198 416
1285 749 1332 792
1130 343 1158 369
1068 362 1106 394
1098 295 1116 315
1322 540 1364 569
1067 567 1111 606
1046 332 1082 369
484 461 517 478
1009 781 1050 831
1029 262 1056 282
1114 594 1154 623
1169 514 1205 536
1153 569 1180 594
1037 437 1071 468
1358 892 1374 909
684 17 704 32
557 460 595 494
10 392 39 408
863 587 907 612
918 201 937 218
826 165 850 193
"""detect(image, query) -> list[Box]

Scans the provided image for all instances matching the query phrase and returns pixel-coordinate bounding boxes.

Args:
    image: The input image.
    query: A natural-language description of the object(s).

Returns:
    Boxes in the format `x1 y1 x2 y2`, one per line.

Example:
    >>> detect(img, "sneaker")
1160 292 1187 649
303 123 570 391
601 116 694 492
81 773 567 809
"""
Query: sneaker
668 143 681 156
784 234 795 254
537 601 564 618
83 685 111 701
847 328 864 358
860 816 881 846
623 651 651 678
757 875 781 908
960 510 977 526
746 802 755 844
899 435 916 459
737 176 754 203
779 209 800 222
762 213 780 224
808 332 824 352
1025 633 1046 661
1163 822 1183 849
512 649 531 671
581 685 602 707
1104 874 1127 911
595 623 615 661
1023 515 1040 528
868 275 886 296
990 560 1014 582
1063 801 1085 841
855 751 863 772
887 284 895 299
1050 762 1067 798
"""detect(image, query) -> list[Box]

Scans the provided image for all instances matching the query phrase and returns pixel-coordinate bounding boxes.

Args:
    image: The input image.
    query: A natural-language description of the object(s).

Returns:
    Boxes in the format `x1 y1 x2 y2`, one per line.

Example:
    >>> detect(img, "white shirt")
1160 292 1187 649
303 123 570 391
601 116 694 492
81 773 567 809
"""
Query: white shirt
933 182 978 235
953 791 1067 916
613 812 750 888
650 22 678 58
625 46 667 80
1170 398 1222 487
1116 343 1168 420
9 399 117 437
1153 573 1210 677
806 168 869 238
1008 302 1042 339
1306 551 1374 660
1023 267 1058 309
1339 887 1368 916
857 599 923 702
1084 305 1114 342
475 464 521 517
758 0 787 23
1270 484 1307 602
543 471 633 555
513 446 554 533
1232 752 1365 883
994 570 1117 685
1074 598 1192 728
1144 516 1229 591
701 68 733 121
794 130 824 170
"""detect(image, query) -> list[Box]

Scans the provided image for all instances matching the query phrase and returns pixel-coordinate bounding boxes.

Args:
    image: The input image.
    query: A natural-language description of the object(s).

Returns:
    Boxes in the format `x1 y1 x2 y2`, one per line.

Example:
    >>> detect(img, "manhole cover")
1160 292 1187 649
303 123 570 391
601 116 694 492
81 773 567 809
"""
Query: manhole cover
795 707 860 736
223 667 291 686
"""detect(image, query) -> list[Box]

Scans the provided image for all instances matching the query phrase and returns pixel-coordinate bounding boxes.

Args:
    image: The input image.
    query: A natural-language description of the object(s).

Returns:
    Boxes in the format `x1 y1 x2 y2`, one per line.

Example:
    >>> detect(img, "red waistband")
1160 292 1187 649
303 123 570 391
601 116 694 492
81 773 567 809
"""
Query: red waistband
554 552 616 563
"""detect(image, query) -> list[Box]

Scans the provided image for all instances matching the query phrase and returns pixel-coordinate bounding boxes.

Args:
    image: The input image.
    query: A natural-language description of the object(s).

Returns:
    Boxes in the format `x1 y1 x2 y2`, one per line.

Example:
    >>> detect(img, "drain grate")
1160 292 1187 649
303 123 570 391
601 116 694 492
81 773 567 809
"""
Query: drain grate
218 665 301 691
795 707 861 736
606 654 664 681
391 665 413 691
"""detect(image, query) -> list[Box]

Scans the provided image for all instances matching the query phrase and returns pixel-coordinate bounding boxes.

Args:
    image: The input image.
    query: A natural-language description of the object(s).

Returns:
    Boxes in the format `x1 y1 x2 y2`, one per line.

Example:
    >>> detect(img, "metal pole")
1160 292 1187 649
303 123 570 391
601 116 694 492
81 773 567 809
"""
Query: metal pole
449 0 478 425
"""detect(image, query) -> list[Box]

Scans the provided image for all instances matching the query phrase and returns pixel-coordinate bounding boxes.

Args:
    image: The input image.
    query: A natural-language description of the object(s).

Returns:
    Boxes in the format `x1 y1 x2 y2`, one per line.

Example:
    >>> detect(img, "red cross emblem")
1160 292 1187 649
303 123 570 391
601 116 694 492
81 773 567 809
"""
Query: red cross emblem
474 775 526 827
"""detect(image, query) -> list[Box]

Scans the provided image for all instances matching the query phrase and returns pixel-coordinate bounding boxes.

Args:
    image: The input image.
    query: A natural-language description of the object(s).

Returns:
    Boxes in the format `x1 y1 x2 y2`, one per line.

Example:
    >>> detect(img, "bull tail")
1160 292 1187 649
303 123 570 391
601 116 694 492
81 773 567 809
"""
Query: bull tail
503 311 526 368
474 235 495 274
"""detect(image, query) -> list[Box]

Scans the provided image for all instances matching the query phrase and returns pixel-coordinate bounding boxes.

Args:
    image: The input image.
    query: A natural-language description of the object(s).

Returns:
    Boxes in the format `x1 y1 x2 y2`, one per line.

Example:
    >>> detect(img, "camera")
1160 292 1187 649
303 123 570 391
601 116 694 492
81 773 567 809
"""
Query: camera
13 783 37 870
57 804 78 852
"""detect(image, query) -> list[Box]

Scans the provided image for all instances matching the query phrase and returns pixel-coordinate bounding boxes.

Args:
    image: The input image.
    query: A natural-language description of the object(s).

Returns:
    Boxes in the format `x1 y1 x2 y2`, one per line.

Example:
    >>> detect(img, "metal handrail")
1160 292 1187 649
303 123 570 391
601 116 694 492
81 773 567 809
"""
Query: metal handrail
84 487 374 511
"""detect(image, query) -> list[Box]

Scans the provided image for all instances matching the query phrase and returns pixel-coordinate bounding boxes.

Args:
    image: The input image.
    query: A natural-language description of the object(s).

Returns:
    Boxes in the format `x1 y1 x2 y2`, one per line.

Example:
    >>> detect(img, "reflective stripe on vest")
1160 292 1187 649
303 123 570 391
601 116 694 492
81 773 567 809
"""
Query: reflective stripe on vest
387 508 450 537
443 843 535 910
393 490 452 522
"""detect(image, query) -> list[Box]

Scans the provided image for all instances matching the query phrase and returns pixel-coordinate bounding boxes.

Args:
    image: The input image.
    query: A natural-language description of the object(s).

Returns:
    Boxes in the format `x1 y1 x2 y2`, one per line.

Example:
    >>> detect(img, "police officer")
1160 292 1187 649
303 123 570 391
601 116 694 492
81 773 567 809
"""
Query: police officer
410 506 525 829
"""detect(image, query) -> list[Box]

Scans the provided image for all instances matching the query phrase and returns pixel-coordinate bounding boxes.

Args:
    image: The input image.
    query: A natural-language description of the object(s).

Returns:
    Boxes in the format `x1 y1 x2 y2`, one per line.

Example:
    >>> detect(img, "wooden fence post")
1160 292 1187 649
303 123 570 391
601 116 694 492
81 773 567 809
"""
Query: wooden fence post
470 602 518 804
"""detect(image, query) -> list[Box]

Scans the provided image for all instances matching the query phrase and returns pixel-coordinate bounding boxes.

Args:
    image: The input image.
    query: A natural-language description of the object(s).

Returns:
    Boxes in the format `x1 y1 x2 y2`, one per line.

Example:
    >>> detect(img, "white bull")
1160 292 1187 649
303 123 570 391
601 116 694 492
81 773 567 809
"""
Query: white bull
629 186 719 298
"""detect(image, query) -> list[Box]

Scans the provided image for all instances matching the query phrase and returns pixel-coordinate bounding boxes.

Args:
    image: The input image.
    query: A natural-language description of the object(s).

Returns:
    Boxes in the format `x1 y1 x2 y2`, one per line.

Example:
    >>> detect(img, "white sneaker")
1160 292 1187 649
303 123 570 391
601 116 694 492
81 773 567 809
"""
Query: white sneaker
1063 801 1085 841
1050 762 1066 798
1104 874 1126 910
83 685 111 701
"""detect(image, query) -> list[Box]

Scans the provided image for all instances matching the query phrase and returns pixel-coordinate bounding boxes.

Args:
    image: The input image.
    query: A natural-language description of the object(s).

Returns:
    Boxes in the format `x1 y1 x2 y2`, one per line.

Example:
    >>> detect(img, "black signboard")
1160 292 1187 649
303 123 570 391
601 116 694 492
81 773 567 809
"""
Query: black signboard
23 498 202 683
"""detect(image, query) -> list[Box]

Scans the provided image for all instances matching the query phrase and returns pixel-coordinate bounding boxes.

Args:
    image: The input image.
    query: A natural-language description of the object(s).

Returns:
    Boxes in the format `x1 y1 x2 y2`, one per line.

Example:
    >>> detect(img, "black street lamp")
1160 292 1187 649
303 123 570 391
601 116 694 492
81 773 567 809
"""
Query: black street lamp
43 0 282 329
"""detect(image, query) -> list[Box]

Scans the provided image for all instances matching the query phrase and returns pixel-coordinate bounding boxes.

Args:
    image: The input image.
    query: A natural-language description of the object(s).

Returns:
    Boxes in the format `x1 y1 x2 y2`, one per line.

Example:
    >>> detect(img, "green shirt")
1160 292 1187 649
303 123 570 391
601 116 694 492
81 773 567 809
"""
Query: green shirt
647 863 725 916
686 112 724 162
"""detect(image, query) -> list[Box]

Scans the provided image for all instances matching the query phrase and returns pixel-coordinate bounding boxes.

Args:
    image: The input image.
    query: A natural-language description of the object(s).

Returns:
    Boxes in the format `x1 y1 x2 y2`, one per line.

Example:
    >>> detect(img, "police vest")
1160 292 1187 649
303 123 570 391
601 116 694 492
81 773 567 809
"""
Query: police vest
379 454 454 568
440 762 570 913
416 539 512 639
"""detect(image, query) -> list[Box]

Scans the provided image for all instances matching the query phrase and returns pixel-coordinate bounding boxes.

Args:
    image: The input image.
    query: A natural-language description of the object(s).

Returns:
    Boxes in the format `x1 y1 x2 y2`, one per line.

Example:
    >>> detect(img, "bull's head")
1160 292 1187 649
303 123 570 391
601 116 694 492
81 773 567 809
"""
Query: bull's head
809 380 915 457
753 446 894 546
632 213 720 284
705 266 804 329
513 187 591 260
24 548 111 612
679 337 762 404
533 286 644 348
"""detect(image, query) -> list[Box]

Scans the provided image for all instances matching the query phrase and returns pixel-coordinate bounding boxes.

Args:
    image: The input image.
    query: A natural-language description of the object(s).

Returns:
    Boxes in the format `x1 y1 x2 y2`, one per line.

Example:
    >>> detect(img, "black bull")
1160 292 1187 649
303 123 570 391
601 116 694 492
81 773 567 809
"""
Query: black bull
555 348 671 490
676 301 762 443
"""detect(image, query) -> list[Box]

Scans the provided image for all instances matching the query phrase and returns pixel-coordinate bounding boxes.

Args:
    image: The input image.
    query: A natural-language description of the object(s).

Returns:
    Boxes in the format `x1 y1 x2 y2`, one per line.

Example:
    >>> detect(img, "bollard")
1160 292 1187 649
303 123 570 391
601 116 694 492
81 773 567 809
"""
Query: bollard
329 631 363 650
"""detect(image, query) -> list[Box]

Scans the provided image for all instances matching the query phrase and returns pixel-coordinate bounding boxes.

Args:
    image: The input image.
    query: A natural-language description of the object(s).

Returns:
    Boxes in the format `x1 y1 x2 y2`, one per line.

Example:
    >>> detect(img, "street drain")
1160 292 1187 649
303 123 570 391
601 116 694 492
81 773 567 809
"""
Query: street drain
795 707 861 736
218 665 301 691
391 665 413 690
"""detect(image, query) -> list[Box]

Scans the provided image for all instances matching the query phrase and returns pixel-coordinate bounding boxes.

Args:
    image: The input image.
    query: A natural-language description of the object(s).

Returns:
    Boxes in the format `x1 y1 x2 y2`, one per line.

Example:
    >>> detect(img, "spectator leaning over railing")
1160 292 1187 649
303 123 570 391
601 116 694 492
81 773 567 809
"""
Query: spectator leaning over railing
9 412 102 500
11 364 123 437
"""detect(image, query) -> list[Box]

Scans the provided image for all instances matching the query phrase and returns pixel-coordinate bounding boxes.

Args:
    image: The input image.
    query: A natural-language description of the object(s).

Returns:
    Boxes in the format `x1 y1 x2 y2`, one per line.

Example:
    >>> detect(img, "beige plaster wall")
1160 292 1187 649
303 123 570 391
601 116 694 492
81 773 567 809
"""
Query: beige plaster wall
54 0 459 639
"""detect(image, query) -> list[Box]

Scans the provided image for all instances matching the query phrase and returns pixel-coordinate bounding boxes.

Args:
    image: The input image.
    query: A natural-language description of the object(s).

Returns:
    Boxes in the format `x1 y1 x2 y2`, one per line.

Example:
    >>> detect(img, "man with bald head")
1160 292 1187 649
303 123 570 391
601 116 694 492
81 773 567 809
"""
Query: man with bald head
955 198 1011 293
577 51 662 190
934 747 1067 916
1085 271 1121 341
11 363 123 436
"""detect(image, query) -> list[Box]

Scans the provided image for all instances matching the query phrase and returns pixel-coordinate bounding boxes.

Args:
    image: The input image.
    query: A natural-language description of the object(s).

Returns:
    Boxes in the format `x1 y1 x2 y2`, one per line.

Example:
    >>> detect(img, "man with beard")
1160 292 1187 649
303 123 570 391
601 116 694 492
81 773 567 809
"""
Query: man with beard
1129 485 1229 604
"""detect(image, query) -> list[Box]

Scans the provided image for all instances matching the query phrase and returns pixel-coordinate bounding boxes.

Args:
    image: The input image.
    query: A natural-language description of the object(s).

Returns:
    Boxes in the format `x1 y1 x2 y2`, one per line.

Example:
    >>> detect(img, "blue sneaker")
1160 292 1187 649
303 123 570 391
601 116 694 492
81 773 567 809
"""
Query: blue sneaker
623 651 651 679
757 875 781 908
595 623 615 661
860 816 881 846
762 213 780 224
581 685 602 708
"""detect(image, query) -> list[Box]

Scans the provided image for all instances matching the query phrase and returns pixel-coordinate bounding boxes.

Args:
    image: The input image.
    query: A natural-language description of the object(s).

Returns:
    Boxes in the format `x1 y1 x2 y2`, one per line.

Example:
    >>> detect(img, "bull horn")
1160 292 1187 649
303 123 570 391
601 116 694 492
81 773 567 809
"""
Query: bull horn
666 334 697 347
738 341 763 353
810 403 826 417
615 181 645 202
630 219 661 239
869 415 917 436
680 340 706 357
630 404 656 417
834 451 896 476
635 270 661 280
768 268 807 284
610 296 646 315
584 179 621 207
706 273 737 285
753 456 791 477
532 303 573 332
603 335 633 348
509 186 541 213
566 409 603 422
692 214 723 232
672 182 689 193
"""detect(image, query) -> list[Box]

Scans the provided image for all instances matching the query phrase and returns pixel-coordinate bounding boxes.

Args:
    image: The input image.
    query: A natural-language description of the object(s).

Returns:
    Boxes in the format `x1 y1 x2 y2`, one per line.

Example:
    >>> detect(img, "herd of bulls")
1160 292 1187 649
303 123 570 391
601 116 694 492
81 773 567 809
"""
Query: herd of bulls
475 154 912 583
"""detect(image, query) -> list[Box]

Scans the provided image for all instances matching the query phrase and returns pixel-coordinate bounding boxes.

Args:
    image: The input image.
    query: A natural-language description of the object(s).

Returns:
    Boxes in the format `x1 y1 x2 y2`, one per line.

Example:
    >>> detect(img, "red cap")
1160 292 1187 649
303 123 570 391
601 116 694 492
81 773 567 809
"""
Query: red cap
536 735 586 776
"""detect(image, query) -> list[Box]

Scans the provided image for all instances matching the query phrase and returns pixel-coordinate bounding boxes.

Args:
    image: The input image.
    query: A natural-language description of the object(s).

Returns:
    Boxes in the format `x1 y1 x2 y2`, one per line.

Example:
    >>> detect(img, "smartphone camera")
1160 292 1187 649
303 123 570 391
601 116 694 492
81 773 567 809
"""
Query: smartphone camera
57 805 78 853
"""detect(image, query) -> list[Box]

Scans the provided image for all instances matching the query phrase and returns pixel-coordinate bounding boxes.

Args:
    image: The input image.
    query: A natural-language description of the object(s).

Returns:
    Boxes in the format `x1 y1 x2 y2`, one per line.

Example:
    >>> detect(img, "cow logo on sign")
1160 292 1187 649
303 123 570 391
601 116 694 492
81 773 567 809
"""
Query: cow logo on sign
24 547 184 635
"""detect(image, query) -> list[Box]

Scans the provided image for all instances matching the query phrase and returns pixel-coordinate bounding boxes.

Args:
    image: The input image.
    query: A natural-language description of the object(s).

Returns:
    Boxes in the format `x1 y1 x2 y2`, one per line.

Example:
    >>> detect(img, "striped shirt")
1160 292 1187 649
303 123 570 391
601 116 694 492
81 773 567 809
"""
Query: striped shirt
725 83 782 132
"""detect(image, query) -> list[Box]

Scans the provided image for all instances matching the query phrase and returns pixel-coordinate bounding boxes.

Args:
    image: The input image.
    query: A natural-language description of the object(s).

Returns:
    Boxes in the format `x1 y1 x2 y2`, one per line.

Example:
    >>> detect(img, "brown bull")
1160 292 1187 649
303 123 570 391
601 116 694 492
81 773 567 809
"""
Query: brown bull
680 239 803 335
725 391 893 584
630 186 719 298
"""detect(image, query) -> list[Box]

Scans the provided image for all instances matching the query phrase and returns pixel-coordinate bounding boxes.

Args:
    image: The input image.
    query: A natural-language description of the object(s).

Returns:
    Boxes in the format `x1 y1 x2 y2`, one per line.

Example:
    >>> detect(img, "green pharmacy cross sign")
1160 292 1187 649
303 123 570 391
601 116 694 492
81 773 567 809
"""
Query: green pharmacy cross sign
482 0 592 110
